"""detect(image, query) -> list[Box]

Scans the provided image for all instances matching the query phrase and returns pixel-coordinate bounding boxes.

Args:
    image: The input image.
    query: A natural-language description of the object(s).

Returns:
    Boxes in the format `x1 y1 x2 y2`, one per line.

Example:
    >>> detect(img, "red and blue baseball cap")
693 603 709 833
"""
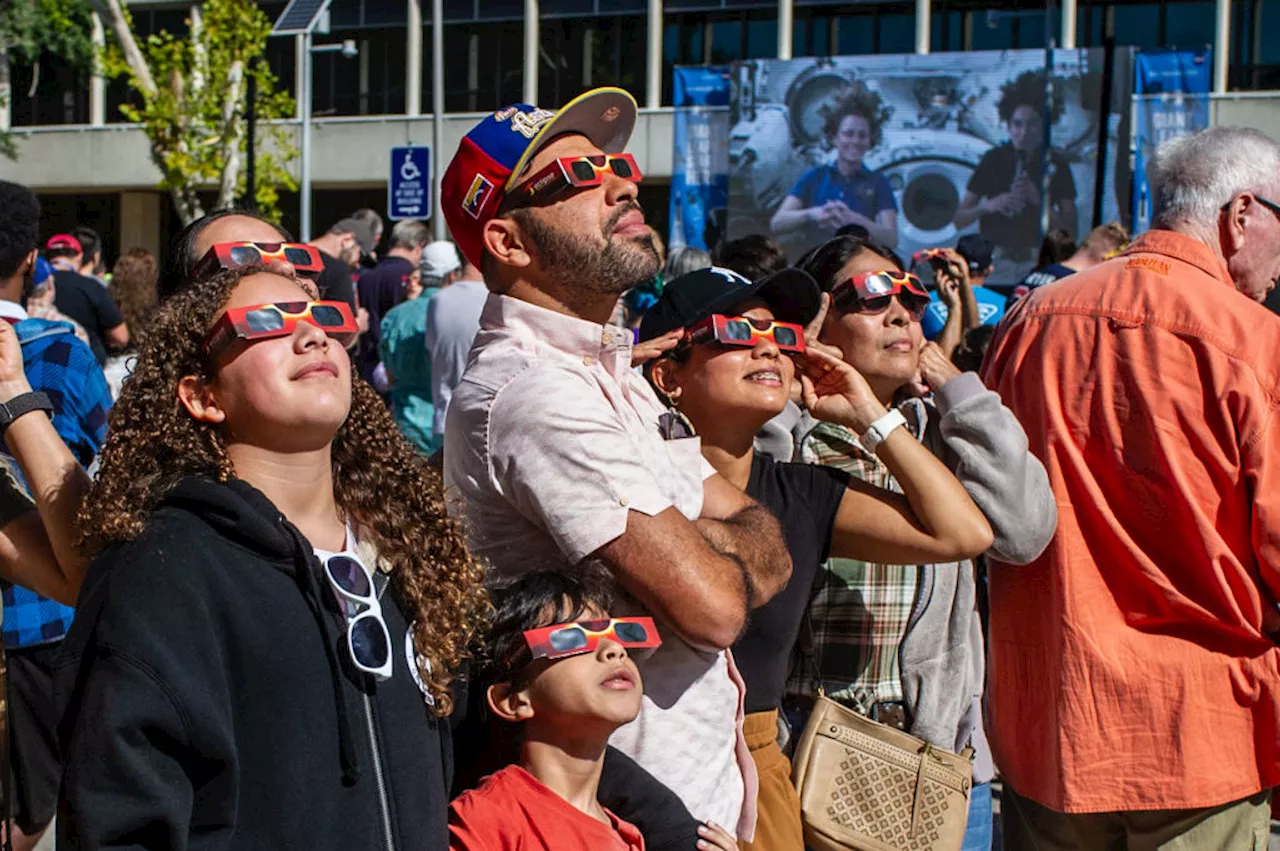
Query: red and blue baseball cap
442 87 638 268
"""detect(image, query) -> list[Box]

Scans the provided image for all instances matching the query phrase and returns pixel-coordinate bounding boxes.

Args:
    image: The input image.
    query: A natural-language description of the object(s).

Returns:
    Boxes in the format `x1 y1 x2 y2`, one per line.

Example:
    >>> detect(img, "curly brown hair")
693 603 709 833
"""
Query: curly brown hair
997 70 1064 125
110 248 159 346
76 266 490 715
822 86 892 150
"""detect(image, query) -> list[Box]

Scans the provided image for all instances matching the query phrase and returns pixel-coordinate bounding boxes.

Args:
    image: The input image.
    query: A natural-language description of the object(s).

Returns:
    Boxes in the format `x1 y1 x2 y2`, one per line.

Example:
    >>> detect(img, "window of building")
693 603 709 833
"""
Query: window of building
1164 1 1215 49
8 58 89 127
443 22 524 111
312 27 407 115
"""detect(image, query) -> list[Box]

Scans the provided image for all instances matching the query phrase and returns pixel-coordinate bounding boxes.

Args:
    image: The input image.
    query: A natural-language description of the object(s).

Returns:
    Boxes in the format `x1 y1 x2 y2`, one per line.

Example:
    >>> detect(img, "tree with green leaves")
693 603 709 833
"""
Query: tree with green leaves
0 0 95 159
100 0 296 223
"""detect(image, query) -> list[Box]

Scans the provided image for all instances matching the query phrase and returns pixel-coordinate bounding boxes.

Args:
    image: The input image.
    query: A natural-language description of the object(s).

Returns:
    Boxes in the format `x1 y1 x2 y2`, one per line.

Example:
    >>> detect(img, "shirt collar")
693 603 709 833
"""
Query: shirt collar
0 300 29 322
1123 230 1234 287
480 293 633 373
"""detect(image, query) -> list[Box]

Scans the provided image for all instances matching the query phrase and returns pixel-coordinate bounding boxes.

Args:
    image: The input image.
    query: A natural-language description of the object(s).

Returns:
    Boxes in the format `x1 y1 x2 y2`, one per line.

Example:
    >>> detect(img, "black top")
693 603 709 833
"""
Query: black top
56 476 453 851
734 454 850 714
52 269 124 365
966 143 1077 252
355 257 414 384
316 249 358 312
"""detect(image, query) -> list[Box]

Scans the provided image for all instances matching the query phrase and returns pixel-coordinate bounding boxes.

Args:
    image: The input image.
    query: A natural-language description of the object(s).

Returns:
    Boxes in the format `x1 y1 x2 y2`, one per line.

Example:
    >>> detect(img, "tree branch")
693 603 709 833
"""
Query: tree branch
96 0 155 97
215 59 244 212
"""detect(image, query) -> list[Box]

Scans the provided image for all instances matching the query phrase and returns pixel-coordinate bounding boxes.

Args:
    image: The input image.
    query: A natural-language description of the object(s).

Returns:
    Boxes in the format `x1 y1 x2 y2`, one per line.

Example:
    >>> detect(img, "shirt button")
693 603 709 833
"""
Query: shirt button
619 497 629 507
583 356 594 366
602 331 613 345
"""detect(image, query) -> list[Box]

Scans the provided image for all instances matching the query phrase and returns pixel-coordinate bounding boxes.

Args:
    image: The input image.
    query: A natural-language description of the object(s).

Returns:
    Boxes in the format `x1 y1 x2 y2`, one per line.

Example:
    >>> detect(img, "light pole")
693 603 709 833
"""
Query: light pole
299 36 358 241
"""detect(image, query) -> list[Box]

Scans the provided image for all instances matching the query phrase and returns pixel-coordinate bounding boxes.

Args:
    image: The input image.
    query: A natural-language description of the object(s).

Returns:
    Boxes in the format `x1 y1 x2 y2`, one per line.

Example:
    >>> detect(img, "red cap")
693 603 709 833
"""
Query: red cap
45 234 83 253
441 87 638 269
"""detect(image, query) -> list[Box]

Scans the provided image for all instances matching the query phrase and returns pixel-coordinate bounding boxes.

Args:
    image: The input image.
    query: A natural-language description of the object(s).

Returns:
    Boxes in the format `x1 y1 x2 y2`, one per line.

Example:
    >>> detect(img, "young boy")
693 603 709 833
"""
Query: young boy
449 570 738 851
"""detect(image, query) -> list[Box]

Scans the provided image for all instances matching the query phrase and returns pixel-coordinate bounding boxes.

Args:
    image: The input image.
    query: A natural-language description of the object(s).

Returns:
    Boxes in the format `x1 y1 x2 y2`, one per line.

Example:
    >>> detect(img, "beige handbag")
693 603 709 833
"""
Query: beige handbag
790 693 974 851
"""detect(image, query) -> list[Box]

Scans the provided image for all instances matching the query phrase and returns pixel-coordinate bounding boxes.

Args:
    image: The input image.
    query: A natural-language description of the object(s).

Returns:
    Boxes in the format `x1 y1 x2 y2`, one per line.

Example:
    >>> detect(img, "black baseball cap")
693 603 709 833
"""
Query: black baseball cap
638 265 822 343
955 234 995 273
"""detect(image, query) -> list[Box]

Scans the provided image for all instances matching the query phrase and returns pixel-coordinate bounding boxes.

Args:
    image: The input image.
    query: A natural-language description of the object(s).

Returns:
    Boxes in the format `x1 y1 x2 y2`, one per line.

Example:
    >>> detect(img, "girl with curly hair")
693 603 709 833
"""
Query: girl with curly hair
57 264 489 850
771 88 899 251
953 70 1077 260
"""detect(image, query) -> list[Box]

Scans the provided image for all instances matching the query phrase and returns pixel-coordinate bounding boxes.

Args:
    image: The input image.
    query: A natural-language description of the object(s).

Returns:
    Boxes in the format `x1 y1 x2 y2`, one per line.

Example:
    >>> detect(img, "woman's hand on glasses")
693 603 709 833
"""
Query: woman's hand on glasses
796 346 888 435
631 328 682 368
801 293 847 362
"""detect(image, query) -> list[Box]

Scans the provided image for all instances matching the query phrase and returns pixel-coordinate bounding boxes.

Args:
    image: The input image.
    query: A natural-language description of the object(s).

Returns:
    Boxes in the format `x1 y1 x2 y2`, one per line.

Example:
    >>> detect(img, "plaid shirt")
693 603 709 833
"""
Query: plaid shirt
1 314 111 647
788 408 927 711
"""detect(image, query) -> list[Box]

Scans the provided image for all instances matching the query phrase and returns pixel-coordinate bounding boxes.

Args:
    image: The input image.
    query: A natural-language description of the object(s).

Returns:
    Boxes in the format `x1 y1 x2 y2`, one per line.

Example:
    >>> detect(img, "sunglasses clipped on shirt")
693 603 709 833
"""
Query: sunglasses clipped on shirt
830 270 931 322
506 154 643 210
194 241 325 281
685 314 807 354
324 553 393 680
202 300 359 358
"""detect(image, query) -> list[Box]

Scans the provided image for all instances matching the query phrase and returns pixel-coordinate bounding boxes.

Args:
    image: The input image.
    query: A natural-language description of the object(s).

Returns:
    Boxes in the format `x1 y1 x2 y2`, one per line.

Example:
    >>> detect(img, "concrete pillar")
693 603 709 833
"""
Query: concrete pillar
1213 0 1230 92
916 0 930 54
777 0 793 59
406 0 422 116
432 0 445 239
646 0 662 108
119 192 164 259
90 12 106 125
1 47 11 132
523 0 538 104
1061 0 1077 49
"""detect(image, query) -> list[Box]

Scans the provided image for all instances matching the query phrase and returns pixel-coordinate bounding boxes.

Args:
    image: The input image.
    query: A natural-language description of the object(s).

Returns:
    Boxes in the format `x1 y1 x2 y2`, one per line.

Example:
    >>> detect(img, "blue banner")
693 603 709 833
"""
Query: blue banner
669 66 731 252
1132 50 1211 233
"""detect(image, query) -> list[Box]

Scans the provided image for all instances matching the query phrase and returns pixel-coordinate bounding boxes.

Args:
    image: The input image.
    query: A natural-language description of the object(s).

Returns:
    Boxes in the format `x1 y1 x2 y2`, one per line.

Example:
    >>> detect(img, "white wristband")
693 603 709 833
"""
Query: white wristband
860 409 907 454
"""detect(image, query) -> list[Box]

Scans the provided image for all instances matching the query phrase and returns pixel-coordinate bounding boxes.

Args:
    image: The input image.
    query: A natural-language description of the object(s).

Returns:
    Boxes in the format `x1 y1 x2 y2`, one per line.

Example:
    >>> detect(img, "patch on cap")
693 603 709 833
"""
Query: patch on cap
462 174 495 219
602 105 621 123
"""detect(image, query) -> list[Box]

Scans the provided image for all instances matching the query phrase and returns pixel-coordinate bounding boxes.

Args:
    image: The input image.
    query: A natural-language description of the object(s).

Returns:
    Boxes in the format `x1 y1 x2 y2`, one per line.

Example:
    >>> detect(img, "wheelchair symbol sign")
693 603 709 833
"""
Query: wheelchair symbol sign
389 146 431 220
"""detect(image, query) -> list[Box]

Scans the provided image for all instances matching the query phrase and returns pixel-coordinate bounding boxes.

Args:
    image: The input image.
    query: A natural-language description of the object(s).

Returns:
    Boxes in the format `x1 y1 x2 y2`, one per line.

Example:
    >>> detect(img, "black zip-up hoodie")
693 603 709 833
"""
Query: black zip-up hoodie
54 476 453 851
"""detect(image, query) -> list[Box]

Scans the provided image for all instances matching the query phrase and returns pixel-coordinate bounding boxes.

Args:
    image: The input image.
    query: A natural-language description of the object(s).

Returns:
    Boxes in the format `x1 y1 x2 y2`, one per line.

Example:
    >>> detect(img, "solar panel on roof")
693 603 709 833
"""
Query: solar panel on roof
271 0 331 35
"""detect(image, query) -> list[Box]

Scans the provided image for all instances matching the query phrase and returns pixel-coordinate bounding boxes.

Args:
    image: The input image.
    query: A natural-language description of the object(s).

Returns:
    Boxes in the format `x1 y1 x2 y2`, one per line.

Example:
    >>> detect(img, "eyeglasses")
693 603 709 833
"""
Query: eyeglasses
911 248 949 267
324 554 393 680
202 300 358 358
506 154 643 209
831 271 930 322
686 314 806 354
522 616 661 662
1220 194 1280 222
194 242 325 281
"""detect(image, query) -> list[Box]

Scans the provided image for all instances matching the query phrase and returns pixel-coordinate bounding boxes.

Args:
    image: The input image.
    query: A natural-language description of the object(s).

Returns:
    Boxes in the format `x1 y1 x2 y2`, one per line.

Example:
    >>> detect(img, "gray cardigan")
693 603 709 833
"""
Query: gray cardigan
782 372 1056 784
899 372 1056 783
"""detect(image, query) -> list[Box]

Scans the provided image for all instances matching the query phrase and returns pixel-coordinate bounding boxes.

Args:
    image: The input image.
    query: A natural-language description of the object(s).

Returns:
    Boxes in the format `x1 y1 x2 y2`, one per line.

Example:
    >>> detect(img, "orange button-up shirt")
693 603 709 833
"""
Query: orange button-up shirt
981 230 1280 813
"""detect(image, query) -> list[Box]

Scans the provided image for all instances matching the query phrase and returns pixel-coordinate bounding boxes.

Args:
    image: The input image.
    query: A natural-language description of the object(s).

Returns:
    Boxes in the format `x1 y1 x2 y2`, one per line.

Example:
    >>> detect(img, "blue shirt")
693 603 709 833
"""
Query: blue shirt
380 291 440 455
921 287 1007 341
3 315 111 647
789 164 897 221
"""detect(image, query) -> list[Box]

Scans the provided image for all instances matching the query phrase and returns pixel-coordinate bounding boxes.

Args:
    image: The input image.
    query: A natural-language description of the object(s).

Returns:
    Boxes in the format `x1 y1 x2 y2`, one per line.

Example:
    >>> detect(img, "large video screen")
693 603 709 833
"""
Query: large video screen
726 49 1133 285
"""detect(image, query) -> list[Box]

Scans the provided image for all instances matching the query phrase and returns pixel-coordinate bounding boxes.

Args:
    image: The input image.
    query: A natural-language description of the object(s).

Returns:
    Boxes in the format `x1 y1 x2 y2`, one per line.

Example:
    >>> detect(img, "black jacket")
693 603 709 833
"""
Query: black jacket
54 476 452 851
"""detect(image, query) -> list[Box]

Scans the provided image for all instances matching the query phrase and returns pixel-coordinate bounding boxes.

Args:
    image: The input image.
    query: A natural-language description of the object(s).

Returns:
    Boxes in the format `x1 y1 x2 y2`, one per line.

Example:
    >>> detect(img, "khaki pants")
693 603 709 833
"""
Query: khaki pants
738 710 805 851
1002 783 1272 851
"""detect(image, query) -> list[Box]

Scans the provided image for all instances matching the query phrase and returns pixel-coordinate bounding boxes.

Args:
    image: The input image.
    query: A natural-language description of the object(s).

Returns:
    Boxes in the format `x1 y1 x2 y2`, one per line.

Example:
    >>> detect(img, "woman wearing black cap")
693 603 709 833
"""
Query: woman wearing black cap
638 266 993 851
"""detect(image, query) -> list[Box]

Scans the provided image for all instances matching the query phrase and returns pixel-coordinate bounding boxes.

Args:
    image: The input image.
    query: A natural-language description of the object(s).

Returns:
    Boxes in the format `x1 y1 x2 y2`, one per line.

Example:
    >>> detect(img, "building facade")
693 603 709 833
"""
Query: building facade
1 0 1278 259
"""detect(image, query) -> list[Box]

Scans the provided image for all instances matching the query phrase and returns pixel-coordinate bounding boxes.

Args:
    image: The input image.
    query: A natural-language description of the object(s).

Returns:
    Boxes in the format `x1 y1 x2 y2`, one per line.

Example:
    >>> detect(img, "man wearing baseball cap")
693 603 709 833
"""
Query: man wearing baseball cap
441 88 792 844
309 216 378 311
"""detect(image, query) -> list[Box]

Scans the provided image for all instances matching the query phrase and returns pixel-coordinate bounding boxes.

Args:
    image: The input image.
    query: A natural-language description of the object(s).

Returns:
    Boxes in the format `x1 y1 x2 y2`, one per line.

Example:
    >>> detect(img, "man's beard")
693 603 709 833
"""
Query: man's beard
516 203 661 297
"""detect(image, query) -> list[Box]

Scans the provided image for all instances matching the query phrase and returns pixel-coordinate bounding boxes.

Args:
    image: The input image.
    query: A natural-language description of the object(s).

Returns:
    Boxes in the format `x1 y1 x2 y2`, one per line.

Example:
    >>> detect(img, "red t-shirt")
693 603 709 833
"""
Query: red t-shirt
449 764 646 851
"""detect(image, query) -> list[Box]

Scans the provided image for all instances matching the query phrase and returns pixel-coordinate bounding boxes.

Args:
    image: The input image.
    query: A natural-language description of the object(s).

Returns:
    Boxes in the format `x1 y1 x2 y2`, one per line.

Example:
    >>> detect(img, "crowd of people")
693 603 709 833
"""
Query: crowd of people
0 83 1274 851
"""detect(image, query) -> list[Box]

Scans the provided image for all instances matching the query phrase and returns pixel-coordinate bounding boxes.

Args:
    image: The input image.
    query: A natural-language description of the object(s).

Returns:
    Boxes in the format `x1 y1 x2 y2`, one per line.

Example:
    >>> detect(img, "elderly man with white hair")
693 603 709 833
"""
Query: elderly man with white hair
980 125 1280 850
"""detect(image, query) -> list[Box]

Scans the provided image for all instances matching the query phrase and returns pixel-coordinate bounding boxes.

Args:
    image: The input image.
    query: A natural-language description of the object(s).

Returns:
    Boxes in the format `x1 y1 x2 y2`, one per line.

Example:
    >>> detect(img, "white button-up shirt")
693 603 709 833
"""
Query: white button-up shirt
444 294 757 839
